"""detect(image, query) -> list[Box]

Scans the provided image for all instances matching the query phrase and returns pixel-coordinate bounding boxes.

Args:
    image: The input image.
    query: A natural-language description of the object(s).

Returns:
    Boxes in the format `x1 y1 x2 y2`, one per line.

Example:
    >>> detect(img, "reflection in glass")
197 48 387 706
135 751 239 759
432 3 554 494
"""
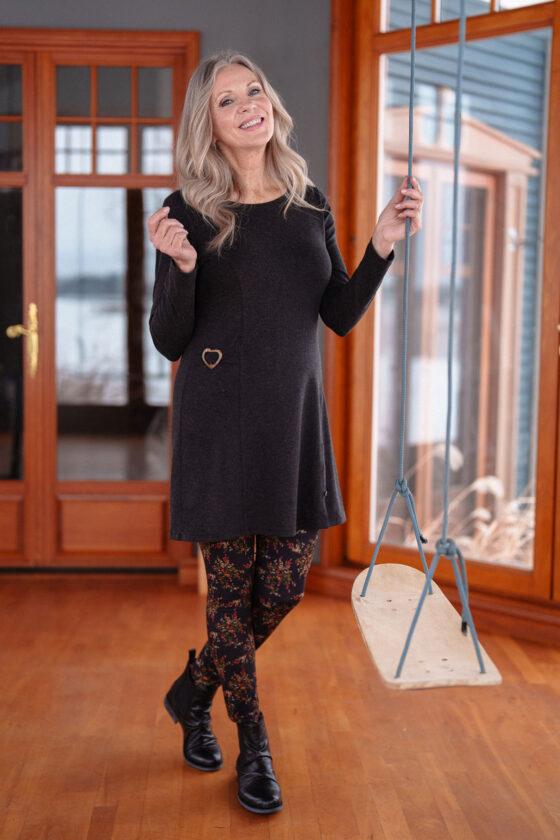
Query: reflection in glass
499 0 546 9
55 187 170 480
0 65 22 115
97 66 131 118
388 0 549 26
441 0 490 20
371 29 550 569
96 126 129 174
139 125 173 174
138 67 172 118
56 66 90 117
0 189 23 480
55 125 92 174
389 0 431 30
0 123 23 171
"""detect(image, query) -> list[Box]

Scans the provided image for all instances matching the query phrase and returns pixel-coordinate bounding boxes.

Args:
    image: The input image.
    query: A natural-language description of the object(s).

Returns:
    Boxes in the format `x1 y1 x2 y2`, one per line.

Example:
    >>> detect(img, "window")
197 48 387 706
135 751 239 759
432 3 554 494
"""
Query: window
371 31 549 569
320 0 559 617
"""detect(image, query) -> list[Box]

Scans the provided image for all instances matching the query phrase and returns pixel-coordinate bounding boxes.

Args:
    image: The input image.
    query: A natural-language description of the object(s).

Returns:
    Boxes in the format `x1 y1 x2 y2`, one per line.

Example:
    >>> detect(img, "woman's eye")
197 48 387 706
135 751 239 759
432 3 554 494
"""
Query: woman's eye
219 97 233 107
249 87 261 96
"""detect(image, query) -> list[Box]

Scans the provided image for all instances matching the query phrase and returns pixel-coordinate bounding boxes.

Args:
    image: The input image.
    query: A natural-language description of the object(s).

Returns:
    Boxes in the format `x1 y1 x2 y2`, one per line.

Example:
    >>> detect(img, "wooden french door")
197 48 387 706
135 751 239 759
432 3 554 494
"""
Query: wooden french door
0 30 198 568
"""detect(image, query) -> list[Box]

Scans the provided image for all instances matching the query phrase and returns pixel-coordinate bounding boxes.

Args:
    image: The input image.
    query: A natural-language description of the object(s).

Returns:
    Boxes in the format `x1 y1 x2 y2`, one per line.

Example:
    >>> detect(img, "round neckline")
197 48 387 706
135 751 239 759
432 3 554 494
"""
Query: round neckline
231 192 287 207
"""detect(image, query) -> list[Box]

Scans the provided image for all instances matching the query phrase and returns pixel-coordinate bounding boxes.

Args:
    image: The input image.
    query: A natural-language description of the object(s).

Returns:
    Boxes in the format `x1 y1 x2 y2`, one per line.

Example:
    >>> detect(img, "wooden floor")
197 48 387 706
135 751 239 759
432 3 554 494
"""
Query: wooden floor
1 576 559 840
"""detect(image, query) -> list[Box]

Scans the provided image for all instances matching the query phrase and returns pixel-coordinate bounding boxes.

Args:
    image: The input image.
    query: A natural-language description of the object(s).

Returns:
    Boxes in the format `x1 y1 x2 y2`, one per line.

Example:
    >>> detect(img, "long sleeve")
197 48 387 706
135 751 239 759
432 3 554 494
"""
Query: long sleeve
148 246 198 362
319 198 393 337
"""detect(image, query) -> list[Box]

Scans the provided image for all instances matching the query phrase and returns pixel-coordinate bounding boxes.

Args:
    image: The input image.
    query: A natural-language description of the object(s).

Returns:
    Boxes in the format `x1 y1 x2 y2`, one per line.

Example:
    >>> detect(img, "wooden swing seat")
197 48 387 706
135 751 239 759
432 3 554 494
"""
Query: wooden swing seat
352 564 502 689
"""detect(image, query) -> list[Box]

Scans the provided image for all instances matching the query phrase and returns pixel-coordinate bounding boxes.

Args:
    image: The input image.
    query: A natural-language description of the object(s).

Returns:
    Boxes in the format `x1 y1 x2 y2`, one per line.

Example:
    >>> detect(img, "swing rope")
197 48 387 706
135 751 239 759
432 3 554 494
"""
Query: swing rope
360 0 430 603
360 0 487 678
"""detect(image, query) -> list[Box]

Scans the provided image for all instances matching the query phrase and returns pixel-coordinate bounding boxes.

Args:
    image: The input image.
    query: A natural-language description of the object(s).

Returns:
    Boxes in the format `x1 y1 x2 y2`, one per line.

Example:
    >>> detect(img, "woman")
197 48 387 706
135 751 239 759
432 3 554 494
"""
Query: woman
147 50 423 815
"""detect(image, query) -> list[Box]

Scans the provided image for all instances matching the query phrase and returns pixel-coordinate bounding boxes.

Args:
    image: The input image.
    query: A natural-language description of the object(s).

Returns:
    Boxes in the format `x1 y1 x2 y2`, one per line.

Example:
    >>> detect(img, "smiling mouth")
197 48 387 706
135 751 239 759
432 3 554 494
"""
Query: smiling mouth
239 116 264 129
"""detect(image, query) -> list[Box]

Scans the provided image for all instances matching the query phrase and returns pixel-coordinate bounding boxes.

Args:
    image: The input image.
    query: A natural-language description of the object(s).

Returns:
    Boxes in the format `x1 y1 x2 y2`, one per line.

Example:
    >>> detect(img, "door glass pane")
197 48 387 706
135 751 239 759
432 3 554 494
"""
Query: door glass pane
0 189 23 480
138 125 173 174
55 125 92 174
96 126 130 174
55 187 170 480
56 66 91 117
0 65 22 115
0 123 23 171
138 67 172 118
97 67 131 118
371 29 550 570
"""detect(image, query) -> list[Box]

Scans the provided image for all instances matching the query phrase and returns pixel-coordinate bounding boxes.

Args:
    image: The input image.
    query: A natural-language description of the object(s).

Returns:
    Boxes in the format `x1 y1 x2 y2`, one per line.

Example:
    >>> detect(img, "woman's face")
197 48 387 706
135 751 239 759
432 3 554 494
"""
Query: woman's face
210 63 274 155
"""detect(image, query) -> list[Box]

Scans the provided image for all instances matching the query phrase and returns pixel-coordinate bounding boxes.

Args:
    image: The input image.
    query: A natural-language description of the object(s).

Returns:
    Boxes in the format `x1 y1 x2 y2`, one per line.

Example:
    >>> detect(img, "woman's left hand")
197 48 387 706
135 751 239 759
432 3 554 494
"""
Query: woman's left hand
371 175 424 259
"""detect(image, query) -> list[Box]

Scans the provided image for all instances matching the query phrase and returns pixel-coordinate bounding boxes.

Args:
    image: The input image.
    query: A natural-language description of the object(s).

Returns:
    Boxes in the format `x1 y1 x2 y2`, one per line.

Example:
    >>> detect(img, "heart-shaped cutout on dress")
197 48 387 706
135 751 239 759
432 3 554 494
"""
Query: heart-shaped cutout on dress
202 348 223 369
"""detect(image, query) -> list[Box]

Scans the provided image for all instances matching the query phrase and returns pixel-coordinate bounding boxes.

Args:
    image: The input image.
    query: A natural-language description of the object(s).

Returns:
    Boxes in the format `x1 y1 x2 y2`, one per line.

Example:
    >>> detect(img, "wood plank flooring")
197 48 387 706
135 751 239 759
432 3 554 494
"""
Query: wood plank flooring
0 576 559 839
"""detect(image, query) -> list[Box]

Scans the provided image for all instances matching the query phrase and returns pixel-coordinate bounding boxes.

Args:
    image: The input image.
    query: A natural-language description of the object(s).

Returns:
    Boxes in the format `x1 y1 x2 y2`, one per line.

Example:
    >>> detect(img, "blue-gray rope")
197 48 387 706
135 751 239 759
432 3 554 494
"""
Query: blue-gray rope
360 0 487 678
398 0 415 483
440 0 470 635
360 0 430 601
443 2 465 545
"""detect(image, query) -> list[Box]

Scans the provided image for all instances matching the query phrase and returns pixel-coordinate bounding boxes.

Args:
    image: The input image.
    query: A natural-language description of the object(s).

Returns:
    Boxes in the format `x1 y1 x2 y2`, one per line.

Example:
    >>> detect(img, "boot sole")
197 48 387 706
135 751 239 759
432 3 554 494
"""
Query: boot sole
237 794 283 815
185 755 224 772
163 695 224 772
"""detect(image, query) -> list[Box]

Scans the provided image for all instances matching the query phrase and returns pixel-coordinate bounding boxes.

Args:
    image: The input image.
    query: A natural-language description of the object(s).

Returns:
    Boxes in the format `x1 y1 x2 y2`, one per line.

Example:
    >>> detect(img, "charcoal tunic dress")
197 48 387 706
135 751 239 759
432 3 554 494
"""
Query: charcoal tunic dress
149 185 393 542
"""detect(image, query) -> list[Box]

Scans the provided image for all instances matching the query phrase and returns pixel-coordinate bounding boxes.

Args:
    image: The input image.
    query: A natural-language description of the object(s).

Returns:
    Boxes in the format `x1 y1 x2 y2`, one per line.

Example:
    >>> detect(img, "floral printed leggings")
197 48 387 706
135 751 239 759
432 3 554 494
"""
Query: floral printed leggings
190 530 318 724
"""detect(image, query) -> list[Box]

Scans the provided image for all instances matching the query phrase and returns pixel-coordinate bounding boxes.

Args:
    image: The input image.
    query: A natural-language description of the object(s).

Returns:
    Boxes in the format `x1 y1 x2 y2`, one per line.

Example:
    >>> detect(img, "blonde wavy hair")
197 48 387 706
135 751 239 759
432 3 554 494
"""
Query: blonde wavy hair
175 50 320 254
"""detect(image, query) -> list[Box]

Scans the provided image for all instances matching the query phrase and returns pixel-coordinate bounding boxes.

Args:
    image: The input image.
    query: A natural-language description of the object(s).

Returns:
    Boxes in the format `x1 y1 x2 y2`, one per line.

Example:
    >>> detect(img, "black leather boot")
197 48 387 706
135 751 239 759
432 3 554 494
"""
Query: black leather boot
164 649 223 772
236 714 283 814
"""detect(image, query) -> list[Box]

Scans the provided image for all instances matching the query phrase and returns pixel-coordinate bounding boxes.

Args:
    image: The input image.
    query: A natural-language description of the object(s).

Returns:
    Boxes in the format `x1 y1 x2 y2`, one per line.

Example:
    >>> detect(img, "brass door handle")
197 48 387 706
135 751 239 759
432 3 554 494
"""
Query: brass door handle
6 302 39 378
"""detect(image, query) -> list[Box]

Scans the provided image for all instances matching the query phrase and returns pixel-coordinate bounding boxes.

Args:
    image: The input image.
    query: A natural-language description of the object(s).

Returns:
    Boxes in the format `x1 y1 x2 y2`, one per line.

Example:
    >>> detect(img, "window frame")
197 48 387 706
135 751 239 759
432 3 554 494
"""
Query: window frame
313 1 560 622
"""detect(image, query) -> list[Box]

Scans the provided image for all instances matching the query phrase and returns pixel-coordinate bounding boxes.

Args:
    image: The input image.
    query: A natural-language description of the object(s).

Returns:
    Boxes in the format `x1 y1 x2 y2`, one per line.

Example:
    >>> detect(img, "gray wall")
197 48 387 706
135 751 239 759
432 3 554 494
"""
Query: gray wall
1 0 331 190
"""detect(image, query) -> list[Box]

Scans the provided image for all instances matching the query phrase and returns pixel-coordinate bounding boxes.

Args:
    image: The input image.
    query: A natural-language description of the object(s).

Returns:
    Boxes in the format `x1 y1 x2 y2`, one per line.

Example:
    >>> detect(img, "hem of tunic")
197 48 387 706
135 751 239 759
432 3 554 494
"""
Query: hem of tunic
169 514 346 543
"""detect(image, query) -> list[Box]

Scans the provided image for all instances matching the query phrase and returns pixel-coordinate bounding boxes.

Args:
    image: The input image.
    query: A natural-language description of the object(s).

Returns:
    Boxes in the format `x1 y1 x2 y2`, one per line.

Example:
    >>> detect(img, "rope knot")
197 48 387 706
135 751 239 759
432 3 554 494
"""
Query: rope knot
395 478 408 494
436 537 458 559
